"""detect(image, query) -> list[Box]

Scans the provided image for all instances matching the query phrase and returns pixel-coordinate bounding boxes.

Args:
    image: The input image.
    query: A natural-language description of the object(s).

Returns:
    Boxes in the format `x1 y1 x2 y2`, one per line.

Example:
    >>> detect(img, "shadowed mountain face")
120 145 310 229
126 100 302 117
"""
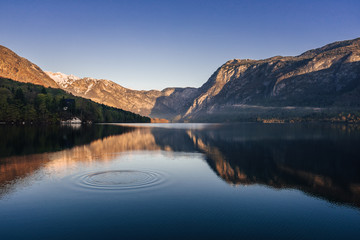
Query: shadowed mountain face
1 124 360 208
0 46 58 88
44 38 360 121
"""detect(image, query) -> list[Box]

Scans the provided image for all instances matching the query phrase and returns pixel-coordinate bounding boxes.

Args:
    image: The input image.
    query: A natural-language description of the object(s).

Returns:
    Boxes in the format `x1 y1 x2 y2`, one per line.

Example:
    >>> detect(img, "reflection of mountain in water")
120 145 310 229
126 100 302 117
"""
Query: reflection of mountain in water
1 124 360 208
187 125 360 208
152 124 360 208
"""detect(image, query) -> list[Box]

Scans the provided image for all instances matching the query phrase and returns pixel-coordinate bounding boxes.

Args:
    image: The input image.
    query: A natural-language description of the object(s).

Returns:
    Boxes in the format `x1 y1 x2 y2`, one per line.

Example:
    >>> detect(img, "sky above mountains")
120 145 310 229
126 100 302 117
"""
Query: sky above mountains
1 0 359 90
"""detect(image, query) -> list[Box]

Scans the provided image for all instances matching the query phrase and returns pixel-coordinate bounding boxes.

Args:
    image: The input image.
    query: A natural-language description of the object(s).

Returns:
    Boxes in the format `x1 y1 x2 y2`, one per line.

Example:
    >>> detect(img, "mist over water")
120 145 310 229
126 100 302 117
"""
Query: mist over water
1 123 360 239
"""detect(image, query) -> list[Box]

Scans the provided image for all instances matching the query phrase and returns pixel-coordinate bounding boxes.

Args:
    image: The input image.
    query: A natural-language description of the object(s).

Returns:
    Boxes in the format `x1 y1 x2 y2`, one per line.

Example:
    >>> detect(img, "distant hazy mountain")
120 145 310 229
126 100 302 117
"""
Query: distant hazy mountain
0 45 59 88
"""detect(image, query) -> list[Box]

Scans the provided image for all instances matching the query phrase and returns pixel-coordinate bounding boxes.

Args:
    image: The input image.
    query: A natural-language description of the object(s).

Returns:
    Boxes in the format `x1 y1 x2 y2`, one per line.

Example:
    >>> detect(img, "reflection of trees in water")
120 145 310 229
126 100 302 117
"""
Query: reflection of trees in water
0 125 135 158
1 123 360 208
0 125 136 198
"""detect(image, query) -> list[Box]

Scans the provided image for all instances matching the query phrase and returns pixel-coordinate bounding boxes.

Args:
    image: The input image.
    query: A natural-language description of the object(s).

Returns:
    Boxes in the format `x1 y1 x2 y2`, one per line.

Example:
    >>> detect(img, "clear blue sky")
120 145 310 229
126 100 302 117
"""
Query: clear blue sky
1 0 359 90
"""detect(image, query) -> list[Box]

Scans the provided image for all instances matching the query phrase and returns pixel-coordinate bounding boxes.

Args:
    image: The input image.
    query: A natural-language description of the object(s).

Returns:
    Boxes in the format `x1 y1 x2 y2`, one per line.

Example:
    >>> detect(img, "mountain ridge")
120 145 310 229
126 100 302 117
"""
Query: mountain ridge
182 37 360 121
1 37 360 122
45 37 360 121
45 71 198 119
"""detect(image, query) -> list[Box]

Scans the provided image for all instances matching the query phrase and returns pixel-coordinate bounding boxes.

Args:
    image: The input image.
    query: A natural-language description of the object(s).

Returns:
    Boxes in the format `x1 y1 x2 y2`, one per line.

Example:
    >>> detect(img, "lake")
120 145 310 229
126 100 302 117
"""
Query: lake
1 123 360 239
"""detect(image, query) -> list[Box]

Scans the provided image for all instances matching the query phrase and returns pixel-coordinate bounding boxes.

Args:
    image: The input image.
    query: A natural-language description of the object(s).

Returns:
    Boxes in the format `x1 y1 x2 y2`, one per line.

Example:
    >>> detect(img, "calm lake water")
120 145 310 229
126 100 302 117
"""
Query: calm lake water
1 123 360 239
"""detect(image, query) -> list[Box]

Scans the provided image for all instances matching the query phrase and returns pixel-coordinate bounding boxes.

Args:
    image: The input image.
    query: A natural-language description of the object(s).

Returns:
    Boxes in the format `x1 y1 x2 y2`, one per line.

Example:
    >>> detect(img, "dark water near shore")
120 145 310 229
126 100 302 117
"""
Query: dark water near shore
1 123 360 239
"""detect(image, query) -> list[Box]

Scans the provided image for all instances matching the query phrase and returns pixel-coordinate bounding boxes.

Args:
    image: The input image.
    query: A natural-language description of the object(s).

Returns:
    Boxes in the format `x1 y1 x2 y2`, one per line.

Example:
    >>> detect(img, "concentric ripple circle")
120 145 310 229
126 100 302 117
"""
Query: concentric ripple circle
77 170 165 191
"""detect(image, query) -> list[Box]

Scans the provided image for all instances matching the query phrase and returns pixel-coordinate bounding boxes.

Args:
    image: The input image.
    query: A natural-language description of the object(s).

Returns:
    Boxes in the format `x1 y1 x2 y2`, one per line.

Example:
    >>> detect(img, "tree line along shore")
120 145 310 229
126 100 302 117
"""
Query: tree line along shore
0 78 150 124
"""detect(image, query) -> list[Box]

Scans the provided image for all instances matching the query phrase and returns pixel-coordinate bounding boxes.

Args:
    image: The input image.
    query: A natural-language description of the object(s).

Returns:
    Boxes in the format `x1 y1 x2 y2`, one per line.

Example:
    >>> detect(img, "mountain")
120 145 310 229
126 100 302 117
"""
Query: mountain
2 38 360 122
46 37 360 122
45 71 198 119
0 46 150 123
0 45 58 88
183 37 360 121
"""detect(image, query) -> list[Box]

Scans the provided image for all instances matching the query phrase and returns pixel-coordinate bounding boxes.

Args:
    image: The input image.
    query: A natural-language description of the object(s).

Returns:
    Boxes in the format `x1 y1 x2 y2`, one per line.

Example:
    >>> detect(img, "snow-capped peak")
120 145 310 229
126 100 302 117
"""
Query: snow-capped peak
45 71 81 87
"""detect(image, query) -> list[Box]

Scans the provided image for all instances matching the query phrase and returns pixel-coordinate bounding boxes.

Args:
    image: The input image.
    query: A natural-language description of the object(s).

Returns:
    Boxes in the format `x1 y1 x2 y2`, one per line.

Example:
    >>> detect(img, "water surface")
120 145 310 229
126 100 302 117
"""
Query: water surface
1 123 360 239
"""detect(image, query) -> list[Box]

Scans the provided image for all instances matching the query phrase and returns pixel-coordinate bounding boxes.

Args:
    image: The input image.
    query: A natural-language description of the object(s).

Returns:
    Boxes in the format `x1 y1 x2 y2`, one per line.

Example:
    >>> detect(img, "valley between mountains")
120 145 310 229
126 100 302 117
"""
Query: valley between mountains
1 37 360 122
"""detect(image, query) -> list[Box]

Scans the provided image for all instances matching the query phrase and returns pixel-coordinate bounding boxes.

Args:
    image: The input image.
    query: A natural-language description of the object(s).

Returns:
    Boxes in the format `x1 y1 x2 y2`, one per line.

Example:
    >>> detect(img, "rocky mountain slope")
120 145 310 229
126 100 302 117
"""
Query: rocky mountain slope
182 37 360 121
0 45 58 88
45 71 198 119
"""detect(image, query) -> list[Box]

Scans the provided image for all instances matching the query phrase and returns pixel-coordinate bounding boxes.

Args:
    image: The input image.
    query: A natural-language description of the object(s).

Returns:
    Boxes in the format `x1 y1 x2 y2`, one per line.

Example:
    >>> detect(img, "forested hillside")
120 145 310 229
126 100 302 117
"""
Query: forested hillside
0 78 150 124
